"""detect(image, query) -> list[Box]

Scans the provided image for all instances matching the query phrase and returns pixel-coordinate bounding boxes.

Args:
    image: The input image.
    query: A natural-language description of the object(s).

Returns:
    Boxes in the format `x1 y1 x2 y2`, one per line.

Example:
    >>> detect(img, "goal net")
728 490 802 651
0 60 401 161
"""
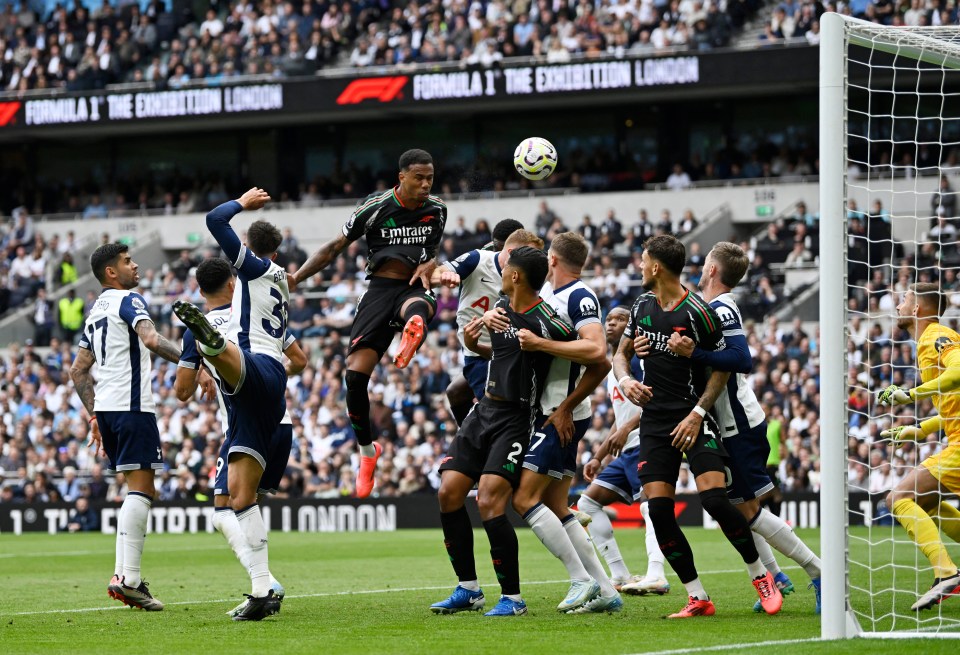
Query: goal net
820 13 960 640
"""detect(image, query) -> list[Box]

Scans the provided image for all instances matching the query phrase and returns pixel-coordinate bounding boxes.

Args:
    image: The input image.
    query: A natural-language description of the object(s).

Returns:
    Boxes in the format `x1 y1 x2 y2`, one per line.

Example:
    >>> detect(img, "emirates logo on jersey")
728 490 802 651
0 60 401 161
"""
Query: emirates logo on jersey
379 224 433 245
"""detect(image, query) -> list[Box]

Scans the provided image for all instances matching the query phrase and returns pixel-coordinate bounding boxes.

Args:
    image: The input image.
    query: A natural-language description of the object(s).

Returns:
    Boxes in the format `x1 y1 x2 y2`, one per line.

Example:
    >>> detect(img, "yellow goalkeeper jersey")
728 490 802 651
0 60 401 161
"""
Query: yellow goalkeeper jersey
918 323 960 445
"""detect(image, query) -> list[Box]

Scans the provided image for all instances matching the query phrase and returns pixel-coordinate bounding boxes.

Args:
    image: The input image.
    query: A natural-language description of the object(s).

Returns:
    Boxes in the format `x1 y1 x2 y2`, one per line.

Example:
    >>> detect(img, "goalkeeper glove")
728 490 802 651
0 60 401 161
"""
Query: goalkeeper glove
876 385 913 406
880 425 924 446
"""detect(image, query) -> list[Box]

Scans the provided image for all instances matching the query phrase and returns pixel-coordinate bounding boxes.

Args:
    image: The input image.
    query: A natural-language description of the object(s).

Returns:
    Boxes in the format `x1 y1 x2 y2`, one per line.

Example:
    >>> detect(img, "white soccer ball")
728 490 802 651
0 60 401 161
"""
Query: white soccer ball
513 137 558 181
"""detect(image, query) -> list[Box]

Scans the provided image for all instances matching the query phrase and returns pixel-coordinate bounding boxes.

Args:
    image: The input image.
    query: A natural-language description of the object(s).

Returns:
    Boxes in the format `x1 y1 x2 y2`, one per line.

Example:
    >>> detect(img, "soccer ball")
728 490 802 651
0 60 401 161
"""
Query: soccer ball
513 137 558 181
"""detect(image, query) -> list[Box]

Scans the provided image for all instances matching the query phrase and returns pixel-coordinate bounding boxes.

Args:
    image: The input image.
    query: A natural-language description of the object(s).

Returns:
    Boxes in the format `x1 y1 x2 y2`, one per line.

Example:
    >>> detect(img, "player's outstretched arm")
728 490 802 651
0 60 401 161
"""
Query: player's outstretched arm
517 322 607 365
205 189 269 263
910 347 960 400
668 332 753 374
290 233 351 291
135 320 181 364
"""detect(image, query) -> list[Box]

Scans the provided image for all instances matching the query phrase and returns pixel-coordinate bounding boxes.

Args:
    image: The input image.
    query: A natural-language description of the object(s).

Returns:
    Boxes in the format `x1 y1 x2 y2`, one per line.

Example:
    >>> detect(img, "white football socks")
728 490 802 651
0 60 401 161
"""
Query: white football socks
236 504 271 597
114 503 125 577
578 495 630 581
753 530 782 575
751 508 822 579
640 501 666 580
359 444 377 458
525 503 590 581
563 515 618 596
683 577 708 601
120 492 151 588
213 506 252 570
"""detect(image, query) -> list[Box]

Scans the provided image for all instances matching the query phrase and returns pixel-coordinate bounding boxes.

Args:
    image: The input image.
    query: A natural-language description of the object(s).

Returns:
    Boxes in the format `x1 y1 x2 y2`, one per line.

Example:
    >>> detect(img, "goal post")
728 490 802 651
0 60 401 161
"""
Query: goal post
820 13 960 640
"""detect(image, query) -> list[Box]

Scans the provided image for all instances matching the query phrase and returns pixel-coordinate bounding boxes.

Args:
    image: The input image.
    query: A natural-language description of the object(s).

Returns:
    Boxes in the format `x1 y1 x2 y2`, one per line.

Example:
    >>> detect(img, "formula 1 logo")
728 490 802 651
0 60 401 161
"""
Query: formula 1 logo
0 102 21 127
336 77 408 105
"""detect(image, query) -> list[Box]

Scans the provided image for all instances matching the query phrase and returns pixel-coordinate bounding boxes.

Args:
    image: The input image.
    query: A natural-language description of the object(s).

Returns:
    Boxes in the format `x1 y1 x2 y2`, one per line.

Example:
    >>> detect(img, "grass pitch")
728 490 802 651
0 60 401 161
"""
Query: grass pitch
1 527 956 654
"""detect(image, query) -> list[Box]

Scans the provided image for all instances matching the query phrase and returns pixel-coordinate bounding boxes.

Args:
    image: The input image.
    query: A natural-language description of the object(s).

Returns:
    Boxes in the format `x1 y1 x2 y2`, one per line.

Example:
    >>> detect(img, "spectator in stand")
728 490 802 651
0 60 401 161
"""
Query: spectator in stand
578 214 599 245
82 194 108 219
675 208 699 236
31 287 53 346
665 163 692 190
784 239 814 267
65 496 100 532
597 208 624 251
655 209 673 235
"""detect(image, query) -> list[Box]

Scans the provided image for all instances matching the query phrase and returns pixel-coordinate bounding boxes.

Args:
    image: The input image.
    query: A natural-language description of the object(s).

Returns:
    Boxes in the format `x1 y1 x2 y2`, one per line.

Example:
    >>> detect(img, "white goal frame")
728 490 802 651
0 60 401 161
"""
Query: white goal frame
820 12 960 641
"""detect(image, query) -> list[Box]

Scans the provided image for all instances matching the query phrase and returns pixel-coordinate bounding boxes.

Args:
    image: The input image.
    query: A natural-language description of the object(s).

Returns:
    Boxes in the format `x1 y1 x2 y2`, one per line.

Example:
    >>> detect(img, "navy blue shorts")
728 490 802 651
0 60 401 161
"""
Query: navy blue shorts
463 355 489 400
215 423 293 496
522 413 591 479
593 446 642 503
224 351 286 470
96 411 163 474
724 422 775 504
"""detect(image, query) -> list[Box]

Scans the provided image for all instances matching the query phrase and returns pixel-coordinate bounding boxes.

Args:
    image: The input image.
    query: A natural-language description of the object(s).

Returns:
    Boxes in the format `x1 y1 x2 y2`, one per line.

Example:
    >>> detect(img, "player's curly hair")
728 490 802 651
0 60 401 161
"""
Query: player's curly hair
90 242 129 283
492 218 525 246
247 220 282 257
195 258 233 295
508 246 549 290
399 149 433 170
643 234 686 277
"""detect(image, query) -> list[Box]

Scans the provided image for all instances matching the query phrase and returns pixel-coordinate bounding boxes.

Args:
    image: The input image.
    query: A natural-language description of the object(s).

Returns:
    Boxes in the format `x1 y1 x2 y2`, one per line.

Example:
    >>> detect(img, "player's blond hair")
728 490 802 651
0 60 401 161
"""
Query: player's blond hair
504 229 544 250
709 242 750 288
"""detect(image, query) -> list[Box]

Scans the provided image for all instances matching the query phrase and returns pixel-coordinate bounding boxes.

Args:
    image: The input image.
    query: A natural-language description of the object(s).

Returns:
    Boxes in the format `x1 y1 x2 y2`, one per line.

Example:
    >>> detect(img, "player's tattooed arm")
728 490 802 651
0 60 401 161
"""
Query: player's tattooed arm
135 320 182 364
69 347 97 416
696 369 731 413
290 233 351 291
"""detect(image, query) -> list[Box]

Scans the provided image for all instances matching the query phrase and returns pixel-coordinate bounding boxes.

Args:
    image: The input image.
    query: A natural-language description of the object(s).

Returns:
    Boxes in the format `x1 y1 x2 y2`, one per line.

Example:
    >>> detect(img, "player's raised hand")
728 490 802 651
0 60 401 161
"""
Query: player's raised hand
517 328 544 351
236 187 271 211
482 307 510 332
667 333 695 358
634 334 652 358
439 270 460 288
544 406 575 446
881 425 924 446
876 384 913 406
622 378 653 406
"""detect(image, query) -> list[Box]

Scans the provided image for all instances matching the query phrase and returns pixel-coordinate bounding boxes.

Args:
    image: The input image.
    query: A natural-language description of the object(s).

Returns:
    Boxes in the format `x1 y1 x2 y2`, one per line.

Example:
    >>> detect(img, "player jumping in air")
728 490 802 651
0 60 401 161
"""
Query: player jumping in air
435 225 541 422
71 243 192 611
577 306 669 597
431 246 576 617
647 242 822 613
172 187 289 621
288 149 456 497
174 258 307 618
877 283 960 611
614 235 782 618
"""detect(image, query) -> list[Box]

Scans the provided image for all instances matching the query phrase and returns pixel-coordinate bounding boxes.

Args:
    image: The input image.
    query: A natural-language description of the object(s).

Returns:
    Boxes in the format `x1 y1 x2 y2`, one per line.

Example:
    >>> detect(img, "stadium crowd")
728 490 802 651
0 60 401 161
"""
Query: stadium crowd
0 199 847 515
0 0 763 96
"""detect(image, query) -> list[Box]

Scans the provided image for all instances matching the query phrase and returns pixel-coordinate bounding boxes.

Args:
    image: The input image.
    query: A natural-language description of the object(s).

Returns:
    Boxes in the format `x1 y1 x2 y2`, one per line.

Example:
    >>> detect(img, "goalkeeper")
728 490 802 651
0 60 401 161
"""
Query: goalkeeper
877 283 960 611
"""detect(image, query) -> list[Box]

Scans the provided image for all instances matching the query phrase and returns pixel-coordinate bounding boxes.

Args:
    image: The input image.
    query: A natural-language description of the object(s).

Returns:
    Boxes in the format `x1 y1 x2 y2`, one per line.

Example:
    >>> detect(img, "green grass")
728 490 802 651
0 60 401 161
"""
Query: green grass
0 527 957 654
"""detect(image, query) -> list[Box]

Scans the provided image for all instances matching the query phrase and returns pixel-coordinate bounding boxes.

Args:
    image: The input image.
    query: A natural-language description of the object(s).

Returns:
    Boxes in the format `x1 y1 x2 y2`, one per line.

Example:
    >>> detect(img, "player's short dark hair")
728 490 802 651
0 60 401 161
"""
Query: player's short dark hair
399 149 433 171
608 306 631 318
508 246 549 291
550 232 589 269
911 282 947 316
195 258 233 295
710 241 750 288
492 218 524 244
644 234 686 277
90 242 129 283
504 229 543 250
247 220 282 257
